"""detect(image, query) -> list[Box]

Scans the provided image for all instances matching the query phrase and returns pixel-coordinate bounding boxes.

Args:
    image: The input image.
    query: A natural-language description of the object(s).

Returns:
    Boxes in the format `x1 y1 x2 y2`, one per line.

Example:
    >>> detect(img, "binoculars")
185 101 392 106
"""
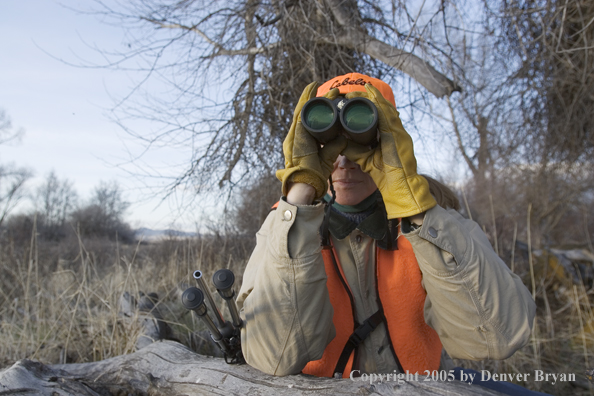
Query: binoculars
181 269 244 364
301 96 378 145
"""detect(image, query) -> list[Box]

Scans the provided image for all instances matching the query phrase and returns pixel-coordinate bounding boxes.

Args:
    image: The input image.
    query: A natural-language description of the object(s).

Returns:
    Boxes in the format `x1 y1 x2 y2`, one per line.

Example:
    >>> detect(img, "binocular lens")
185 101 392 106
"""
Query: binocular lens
301 96 378 145
343 102 375 132
303 102 335 130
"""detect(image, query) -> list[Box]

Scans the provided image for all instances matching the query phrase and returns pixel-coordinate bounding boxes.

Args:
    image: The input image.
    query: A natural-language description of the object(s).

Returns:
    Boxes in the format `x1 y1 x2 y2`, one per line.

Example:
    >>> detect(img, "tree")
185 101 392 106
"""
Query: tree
401 0 594 249
233 174 281 237
0 164 32 227
35 171 78 240
0 108 24 145
0 109 31 227
501 0 594 164
70 180 133 242
84 0 461 200
81 1 594 250
482 0 594 248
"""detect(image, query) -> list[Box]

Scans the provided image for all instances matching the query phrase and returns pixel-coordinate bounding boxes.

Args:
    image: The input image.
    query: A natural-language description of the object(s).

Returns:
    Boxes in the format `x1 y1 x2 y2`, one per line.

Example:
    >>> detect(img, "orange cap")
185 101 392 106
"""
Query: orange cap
316 72 396 106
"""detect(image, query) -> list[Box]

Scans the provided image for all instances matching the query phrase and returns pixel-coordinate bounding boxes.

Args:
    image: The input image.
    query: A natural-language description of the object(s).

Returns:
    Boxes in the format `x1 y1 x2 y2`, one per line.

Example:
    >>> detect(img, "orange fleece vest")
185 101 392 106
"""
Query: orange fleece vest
302 236 442 377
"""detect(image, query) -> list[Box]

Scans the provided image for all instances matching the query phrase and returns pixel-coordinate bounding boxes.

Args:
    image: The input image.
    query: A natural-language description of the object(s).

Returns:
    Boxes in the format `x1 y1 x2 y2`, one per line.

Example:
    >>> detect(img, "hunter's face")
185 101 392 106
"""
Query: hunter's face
330 155 377 205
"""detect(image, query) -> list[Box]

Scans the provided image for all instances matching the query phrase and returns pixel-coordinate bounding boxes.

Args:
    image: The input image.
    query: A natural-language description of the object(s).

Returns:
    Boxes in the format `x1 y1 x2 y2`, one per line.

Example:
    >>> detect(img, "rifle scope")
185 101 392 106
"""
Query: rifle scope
181 287 231 354
213 269 243 329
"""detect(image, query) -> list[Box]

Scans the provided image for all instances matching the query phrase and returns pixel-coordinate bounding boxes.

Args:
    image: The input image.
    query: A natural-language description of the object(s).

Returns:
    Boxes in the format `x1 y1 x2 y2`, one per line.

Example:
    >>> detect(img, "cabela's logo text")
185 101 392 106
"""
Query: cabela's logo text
330 77 372 89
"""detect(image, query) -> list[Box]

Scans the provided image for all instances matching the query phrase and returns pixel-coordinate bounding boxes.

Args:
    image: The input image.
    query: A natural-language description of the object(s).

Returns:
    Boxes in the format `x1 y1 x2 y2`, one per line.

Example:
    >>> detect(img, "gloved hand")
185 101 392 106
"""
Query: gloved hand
276 82 347 200
342 84 436 219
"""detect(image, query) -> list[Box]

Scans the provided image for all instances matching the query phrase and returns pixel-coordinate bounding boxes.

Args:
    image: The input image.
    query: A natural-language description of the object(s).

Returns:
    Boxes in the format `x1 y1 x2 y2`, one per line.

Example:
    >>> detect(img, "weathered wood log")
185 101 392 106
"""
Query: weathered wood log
0 340 505 395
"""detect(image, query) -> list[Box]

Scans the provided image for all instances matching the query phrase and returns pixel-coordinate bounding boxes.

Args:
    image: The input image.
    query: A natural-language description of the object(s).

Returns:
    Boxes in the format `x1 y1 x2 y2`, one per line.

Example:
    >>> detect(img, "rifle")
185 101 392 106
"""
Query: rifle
181 269 245 364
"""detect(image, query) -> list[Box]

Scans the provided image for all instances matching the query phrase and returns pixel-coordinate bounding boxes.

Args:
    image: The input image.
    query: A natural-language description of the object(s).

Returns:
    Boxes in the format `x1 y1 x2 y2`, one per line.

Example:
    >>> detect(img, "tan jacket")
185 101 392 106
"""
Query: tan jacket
236 199 535 376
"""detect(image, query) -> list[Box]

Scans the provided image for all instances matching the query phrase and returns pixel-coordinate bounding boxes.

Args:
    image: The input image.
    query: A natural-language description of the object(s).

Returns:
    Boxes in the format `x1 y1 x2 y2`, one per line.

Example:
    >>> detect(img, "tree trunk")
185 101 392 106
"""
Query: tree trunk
0 341 509 396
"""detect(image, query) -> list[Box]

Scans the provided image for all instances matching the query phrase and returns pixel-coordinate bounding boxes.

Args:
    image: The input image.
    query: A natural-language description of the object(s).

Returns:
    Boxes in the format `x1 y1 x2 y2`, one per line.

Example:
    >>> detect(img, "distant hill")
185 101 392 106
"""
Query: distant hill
135 227 198 241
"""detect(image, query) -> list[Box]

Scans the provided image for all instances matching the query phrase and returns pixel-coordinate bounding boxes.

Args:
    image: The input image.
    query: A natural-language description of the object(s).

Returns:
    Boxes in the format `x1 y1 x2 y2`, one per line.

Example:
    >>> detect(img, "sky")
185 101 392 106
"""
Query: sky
0 0 460 232
0 0 205 231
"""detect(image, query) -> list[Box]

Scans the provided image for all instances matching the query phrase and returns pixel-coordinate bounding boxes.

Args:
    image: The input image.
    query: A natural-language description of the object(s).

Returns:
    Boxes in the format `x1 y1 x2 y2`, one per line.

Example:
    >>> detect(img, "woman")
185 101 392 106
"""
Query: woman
236 73 535 379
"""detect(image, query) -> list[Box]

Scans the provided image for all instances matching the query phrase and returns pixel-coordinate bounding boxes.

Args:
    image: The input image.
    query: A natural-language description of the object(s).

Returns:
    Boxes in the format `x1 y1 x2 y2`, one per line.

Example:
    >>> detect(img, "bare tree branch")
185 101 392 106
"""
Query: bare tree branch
0 164 32 227
324 0 460 97
332 32 461 97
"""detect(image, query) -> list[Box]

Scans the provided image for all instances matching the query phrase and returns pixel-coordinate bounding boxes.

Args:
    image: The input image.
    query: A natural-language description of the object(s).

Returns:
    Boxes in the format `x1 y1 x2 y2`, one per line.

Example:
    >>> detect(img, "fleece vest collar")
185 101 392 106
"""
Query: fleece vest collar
323 192 399 250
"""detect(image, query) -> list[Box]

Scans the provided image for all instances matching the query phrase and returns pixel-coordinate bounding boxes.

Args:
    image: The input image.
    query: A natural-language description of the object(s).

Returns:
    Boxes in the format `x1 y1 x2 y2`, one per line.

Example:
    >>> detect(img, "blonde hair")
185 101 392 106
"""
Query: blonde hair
422 175 460 211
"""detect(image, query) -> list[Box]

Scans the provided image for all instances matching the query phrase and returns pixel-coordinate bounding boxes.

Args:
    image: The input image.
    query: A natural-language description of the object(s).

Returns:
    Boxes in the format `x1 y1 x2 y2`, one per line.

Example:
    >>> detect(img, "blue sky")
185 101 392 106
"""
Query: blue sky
0 0 205 230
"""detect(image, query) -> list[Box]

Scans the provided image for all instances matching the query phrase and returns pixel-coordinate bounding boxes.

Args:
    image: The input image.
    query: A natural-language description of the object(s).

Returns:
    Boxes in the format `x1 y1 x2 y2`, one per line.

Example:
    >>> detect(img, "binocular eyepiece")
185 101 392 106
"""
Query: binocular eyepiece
301 97 378 145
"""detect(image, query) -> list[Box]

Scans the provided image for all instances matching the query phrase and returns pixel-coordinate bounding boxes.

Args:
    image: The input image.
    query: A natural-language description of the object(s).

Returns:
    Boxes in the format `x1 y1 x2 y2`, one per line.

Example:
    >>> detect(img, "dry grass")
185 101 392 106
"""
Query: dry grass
0 227 252 368
0 220 593 395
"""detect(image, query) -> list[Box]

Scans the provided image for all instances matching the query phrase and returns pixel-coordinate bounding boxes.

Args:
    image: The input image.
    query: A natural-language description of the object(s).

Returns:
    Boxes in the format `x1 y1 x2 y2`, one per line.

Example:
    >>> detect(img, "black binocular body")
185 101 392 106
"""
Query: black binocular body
301 96 379 145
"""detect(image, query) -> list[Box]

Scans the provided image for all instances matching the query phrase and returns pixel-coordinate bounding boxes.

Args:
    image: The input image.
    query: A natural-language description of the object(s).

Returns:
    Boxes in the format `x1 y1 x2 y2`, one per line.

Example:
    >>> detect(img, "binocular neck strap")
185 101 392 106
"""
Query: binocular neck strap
321 176 336 247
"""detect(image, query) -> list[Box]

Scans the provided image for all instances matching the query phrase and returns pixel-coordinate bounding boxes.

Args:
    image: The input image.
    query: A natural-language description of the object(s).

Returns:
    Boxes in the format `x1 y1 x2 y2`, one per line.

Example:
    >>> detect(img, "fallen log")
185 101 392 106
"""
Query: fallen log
0 340 505 395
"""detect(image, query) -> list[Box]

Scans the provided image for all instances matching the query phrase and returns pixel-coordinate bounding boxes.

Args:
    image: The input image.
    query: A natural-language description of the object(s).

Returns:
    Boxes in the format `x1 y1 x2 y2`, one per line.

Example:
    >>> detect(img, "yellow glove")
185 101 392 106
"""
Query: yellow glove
342 84 436 219
276 82 347 200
